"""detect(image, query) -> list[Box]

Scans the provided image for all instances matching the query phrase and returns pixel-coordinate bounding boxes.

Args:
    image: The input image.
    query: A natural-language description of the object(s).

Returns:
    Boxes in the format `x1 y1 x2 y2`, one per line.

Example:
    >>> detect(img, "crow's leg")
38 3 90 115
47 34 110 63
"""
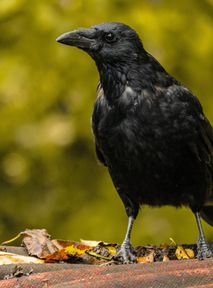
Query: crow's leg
113 216 136 263
194 212 212 259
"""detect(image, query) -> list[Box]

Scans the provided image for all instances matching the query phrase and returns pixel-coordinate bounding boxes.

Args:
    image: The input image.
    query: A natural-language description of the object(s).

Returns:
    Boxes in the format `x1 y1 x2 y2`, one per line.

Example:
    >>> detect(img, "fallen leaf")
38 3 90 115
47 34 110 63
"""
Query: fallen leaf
175 246 195 260
169 238 177 246
107 246 117 256
65 243 91 257
51 239 74 250
2 230 198 265
80 240 102 247
137 251 155 263
21 229 58 258
185 248 195 259
163 255 170 262
91 242 117 259
4 265 33 279
87 250 112 260
44 249 69 263
0 251 44 265
169 237 195 260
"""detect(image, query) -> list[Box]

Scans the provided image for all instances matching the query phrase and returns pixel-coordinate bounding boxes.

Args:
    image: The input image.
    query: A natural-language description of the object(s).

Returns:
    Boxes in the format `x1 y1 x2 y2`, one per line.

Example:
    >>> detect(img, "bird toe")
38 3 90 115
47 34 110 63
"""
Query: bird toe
197 238 213 260
113 243 137 264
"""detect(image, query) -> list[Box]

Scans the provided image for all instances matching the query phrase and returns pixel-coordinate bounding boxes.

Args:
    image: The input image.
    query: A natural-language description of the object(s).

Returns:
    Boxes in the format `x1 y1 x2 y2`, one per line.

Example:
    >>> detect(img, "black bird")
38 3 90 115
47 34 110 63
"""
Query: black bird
57 22 213 262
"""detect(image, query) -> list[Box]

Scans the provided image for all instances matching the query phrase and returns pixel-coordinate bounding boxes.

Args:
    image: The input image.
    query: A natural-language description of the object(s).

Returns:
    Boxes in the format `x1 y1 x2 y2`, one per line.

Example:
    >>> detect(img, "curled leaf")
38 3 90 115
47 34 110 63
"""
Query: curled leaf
21 229 58 258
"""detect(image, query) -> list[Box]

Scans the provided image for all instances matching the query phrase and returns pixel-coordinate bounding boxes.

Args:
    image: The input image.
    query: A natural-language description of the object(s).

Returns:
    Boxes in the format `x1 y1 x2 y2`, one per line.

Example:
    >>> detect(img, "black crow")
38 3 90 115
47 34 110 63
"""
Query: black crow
57 22 213 262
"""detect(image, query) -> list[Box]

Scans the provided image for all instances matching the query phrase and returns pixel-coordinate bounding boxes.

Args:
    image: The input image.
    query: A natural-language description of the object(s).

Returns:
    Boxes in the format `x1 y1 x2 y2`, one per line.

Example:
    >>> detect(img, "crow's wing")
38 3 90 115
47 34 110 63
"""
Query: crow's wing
95 143 107 166
198 117 213 226
178 88 213 225
92 83 108 167
171 86 212 165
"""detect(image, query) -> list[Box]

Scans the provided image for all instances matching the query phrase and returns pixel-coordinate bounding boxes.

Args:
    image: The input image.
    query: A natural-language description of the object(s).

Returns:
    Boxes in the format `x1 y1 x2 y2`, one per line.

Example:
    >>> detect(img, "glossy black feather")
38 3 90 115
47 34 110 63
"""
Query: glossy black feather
89 23 213 222
57 22 213 227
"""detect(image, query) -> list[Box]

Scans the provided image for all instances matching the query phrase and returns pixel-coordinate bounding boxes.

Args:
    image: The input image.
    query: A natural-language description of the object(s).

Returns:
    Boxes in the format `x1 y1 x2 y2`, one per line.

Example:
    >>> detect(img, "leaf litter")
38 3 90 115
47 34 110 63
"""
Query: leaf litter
1 229 197 265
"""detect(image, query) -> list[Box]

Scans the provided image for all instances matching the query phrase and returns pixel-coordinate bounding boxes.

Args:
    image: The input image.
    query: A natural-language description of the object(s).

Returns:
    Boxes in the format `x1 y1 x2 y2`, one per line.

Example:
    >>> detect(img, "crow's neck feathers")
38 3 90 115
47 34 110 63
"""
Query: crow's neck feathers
97 63 128 103
96 51 175 105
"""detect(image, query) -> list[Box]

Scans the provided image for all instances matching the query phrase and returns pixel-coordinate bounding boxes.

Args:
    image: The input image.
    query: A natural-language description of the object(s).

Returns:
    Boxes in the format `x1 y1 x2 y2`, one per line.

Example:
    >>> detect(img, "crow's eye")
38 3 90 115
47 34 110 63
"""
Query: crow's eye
104 32 116 43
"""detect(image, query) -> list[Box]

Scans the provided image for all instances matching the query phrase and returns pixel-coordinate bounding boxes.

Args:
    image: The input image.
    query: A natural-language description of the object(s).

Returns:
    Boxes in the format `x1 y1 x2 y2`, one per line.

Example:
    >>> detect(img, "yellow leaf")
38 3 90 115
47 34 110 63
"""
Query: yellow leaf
169 237 177 246
65 244 91 256
185 248 195 259
137 251 154 263
175 246 194 260
107 246 116 256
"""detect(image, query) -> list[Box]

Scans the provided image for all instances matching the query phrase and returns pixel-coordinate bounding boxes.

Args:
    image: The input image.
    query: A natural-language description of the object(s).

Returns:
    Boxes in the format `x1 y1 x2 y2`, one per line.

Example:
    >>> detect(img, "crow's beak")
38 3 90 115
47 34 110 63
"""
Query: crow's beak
56 28 97 50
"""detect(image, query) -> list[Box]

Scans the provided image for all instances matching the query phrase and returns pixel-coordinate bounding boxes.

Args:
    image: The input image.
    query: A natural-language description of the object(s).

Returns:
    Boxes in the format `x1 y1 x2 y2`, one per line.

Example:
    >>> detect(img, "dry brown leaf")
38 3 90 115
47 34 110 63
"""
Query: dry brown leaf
51 239 75 250
44 249 69 263
44 242 92 262
2 230 197 265
21 229 58 258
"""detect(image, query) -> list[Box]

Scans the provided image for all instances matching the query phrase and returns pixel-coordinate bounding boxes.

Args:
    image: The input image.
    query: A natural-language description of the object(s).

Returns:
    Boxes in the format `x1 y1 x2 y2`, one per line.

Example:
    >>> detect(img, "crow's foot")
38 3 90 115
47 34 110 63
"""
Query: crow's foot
197 237 212 260
113 242 136 264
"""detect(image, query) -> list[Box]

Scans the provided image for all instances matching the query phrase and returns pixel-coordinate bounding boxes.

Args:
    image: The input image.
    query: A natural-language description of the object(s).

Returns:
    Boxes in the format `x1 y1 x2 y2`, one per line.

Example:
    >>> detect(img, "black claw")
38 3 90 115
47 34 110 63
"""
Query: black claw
113 243 136 264
197 248 212 260
197 237 213 260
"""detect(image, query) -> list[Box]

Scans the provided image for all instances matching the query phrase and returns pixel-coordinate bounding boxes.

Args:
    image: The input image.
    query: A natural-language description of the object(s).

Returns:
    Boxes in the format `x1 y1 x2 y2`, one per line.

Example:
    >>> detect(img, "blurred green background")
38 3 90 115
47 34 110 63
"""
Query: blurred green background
0 0 212 246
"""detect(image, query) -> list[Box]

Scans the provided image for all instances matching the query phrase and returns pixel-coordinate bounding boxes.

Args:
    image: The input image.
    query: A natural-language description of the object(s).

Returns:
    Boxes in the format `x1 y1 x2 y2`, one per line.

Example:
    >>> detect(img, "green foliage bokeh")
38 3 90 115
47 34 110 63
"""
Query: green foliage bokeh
0 0 212 244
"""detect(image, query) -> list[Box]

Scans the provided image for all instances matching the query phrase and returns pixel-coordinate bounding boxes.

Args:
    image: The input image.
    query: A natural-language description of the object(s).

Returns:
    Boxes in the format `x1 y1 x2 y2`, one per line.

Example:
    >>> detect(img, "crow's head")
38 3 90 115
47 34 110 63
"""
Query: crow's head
57 22 145 66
